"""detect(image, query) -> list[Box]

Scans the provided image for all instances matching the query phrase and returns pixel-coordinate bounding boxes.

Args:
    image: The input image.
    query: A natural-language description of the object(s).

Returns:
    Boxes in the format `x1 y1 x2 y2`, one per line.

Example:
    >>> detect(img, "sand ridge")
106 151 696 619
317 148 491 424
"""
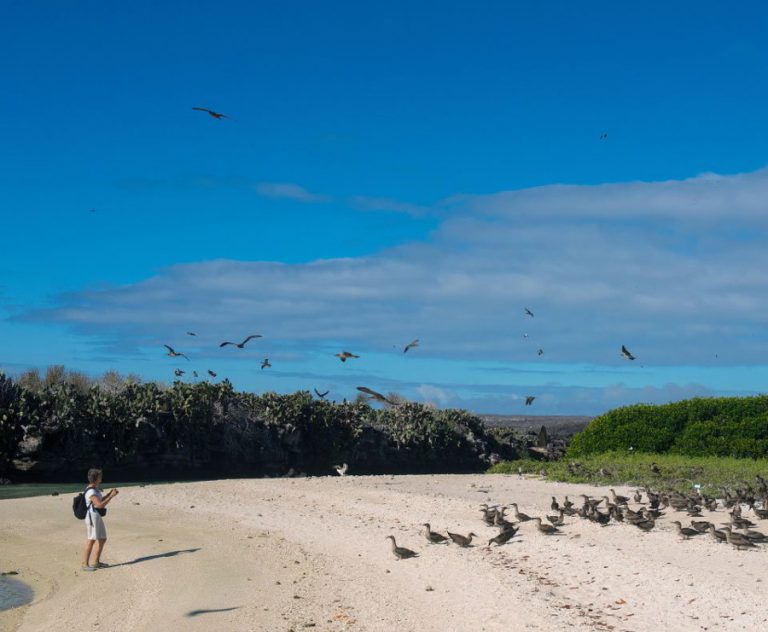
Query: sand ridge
2 474 767 631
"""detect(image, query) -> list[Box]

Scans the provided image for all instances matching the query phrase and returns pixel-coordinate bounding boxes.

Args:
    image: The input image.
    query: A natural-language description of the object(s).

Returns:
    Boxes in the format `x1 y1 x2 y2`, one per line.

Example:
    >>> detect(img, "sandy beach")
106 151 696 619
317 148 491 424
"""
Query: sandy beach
2 474 767 632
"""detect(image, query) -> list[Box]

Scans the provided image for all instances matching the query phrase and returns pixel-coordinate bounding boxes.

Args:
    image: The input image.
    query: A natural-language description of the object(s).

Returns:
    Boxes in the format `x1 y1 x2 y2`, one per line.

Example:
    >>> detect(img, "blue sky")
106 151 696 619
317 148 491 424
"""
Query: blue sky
2 1 768 414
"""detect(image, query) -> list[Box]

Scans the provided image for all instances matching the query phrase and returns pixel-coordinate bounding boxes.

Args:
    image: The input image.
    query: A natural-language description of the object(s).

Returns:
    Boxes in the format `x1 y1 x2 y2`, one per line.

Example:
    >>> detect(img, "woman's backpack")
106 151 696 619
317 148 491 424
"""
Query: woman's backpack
72 489 89 520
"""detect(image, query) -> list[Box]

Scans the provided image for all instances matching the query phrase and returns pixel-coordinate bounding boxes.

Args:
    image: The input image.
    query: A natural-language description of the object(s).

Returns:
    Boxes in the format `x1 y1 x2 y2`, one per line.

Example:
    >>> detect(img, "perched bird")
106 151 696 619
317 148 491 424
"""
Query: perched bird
261 358 271 370
192 107 231 120
174 369 185 377
524 308 534 317
314 389 329 399
164 345 189 360
708 524 727 543
690 520 712 533
220 335 262 349
621 345 636 361
650 462 661 475
422 524 449 544
403 339 420 353
207 370 217 378
525 396 535 406
334 463 348 477
488 526 518 546
610 489 630 505
633 490 643 504
550 497 560 512
723 527 758 550
335 351 360 362
356 386 394 405
511 504 533 522
447 531 477 547
671 521 702 539
385 536 418 560
533 517 559 535
186 332 197 336
537 348 544 356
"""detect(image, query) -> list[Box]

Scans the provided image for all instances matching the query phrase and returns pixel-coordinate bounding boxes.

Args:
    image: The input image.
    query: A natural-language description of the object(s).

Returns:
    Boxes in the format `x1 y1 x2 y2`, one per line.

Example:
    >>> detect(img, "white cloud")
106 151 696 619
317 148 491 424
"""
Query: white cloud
16 167 768 412
254 182 328 202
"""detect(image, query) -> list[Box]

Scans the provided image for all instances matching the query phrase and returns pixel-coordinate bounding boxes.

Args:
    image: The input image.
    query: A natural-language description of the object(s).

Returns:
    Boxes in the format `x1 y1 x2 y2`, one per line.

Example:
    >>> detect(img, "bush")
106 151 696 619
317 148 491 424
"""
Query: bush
567 395 768 458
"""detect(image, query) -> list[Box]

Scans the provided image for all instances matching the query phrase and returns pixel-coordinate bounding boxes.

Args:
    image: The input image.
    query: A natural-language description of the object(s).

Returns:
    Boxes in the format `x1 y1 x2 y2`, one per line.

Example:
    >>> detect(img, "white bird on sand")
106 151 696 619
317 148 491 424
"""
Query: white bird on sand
334 463 349 477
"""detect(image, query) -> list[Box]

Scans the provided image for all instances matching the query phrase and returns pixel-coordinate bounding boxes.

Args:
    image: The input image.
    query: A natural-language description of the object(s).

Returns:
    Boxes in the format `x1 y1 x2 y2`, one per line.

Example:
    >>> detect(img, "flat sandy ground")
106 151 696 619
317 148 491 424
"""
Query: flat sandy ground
2 474 767 632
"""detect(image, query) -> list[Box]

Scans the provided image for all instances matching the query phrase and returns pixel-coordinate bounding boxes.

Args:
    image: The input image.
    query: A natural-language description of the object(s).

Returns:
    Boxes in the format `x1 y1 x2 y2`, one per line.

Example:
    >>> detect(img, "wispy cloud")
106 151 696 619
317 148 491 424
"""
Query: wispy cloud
349 195 432 217
254 182 329 203
13 167 768 411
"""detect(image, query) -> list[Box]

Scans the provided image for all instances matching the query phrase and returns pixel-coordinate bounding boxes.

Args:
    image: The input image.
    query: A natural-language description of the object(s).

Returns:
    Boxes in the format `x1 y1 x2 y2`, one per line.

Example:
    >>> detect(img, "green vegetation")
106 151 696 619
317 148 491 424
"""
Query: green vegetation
0 369 502 480
488 453 768 495
567 395 768 458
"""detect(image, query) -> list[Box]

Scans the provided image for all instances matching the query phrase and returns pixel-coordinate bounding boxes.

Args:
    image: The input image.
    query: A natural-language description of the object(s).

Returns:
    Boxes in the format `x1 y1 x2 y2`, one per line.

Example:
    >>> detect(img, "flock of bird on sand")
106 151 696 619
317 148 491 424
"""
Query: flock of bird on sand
385 473 768 559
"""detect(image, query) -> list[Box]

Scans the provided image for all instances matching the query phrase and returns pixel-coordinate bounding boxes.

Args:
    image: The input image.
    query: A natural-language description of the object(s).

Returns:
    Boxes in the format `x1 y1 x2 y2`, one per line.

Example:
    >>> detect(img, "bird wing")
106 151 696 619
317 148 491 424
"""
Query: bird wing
192 107 212 113
403 339 419 353
356 386 388 402
241 335 262 346
180 353 189 361
219 342 234 347
164 345 175 353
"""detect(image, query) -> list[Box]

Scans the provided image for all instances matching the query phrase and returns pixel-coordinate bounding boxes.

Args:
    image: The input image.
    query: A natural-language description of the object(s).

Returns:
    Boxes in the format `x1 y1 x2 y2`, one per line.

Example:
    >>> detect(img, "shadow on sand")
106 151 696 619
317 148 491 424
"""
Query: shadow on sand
185 607 241 617
110 548 201 568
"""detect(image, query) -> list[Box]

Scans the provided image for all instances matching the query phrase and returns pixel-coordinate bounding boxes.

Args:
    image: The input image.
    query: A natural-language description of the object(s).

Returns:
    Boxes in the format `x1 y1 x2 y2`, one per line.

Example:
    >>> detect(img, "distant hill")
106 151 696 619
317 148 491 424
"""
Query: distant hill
478 414 592 437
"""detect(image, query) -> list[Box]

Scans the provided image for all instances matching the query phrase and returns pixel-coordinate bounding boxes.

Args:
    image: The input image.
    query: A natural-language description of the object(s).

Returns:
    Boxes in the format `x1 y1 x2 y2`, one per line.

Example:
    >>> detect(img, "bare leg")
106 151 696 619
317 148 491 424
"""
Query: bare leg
82 539 95 566
93 538 107 565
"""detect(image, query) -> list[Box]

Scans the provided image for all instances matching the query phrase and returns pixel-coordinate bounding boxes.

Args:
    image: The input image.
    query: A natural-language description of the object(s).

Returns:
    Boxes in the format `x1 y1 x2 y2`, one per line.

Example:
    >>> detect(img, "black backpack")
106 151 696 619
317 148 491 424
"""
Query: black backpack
73 487 89 520
72 487 107 520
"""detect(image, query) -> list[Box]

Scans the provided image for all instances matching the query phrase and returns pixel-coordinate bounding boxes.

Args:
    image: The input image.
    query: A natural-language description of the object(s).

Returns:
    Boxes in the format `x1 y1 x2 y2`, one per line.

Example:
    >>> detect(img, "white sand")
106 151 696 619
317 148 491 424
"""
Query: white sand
2 474 767 631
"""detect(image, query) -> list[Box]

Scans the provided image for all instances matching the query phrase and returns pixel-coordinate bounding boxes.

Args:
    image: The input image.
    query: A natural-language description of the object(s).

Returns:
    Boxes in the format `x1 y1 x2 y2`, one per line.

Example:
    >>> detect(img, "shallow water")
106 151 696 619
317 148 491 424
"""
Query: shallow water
0 577 34 611
0 480 189 501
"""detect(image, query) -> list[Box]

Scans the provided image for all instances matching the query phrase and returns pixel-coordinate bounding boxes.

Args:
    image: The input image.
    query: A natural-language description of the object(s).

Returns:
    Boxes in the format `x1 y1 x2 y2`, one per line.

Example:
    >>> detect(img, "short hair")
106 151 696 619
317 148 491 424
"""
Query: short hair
87 468 103 483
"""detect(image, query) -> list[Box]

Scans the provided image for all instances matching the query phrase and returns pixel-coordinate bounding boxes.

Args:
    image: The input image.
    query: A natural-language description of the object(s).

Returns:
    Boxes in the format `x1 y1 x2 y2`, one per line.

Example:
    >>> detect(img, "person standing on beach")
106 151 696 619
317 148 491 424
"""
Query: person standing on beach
81 468 119 571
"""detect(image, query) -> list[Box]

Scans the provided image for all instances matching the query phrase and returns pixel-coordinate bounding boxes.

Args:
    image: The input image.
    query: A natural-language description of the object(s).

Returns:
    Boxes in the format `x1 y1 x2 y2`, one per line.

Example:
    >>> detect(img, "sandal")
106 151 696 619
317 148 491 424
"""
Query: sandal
95 562 110 568
81 565 97 571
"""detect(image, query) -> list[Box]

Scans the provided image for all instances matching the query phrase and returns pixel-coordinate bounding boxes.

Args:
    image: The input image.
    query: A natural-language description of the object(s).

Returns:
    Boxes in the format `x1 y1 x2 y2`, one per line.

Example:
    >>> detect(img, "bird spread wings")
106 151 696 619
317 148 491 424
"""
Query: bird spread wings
525 308 534 317
621 345 636 360
314 389 329 398
164 345 189 360
220 334 262 348
403 339 419 353
192 107 231 119
356 386 393 404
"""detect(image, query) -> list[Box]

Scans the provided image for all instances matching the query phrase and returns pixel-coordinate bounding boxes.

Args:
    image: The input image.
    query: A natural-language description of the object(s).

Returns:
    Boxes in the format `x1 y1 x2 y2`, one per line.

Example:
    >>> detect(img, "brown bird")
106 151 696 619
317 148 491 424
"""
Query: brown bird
488 526 518 546
174 369 185 377
356 386 394 405
192 107 231 120
385 536 418 560
422 524 449 544
447 531 477 547
671 521 702 539
314 389 329 399
220 335 262 349
335 351 360 362
403 339 420 353
510 503 533 522
533 517 559 535
525 396 535 406
164 345 189 360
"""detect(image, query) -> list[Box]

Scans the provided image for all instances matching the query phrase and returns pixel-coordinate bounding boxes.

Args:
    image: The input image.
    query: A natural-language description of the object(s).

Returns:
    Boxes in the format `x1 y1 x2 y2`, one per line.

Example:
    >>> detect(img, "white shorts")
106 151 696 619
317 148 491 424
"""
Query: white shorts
85 511 107 540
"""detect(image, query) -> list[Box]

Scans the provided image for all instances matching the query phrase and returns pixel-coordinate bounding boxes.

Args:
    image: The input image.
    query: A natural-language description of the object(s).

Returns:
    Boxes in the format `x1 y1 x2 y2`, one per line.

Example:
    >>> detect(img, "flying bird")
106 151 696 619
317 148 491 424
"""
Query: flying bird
403 339 420 353
356 386 394 405
186 332 197 336
220 335 262 349
600 133 608 140
192 371 198 378
537 348 544 356
314 389 329 399
525 396 536 406
621 345 636 361
335 351 360 362
164 345 189 360
207 370 217 378
261 358 271 369
192 107 231 120
174 369 185 377
524 308 534 317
